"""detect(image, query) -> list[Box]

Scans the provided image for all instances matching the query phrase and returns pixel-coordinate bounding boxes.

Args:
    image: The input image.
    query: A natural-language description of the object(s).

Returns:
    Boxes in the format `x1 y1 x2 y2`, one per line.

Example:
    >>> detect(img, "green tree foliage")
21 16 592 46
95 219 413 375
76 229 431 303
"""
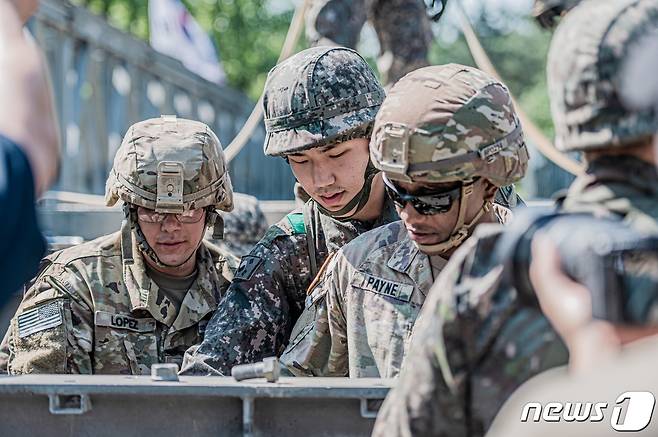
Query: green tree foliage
73 0 553 138
430 17 554 137
74 0 296 100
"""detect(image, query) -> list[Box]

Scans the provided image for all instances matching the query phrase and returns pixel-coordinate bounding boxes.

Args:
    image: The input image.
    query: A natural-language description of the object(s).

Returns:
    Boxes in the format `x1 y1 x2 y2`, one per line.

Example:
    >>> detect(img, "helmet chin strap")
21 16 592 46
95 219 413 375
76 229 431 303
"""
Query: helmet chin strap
415 181 492 256
314 161 379 222
122 205 204 270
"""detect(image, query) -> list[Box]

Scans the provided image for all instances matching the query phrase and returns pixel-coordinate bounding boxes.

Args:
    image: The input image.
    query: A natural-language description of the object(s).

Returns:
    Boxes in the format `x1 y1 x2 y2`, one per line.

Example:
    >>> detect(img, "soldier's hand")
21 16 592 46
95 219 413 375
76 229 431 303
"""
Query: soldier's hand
530 234 593 341
530 234 621 372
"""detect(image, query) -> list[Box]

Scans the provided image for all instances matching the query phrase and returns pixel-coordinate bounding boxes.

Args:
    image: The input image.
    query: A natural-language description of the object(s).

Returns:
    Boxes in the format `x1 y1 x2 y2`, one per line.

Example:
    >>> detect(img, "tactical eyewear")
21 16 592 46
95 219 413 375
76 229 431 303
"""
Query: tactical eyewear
382 174 461 215
137 207 205 224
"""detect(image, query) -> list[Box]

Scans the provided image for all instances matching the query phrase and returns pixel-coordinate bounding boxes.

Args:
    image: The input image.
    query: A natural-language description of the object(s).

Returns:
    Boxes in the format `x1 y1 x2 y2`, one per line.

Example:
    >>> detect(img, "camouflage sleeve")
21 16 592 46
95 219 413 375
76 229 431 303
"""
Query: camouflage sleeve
6 263 94 374
279 252 349 377
374 226 567 436
180 238 303 376
372 237 474 437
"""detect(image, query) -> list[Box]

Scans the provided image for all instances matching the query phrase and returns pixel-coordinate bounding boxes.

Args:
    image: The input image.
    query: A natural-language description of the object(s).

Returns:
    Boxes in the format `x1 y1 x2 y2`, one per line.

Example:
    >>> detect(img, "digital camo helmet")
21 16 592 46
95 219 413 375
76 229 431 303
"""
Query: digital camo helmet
106 115 233 267
548 0 658 152
263 46 386 219
371 64 528 253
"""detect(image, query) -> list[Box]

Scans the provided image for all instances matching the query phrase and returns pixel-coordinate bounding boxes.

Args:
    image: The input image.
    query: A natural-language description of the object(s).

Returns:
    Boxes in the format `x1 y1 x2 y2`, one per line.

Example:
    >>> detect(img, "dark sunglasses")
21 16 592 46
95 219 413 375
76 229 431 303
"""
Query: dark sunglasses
383 174 461 215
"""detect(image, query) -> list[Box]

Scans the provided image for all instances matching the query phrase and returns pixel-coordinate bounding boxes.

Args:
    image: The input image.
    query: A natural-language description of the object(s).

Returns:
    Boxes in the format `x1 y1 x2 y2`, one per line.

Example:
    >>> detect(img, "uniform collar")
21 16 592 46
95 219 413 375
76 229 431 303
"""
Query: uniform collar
310 194 401 254
123 236 220 331
386 230 435 297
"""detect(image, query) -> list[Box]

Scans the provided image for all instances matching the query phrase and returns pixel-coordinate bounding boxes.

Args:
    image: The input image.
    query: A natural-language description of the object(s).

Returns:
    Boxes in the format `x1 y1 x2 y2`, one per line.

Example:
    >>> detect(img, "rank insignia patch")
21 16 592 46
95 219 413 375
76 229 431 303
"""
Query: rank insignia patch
235 255 263 281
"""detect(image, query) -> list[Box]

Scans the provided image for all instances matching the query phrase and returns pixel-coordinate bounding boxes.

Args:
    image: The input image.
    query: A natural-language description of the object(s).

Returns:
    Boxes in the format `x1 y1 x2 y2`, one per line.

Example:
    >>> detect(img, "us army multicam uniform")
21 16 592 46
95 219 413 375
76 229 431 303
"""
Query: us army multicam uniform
281 64 529 379
1 233 231 374
179 46 400 375
306 0 433 85
281 206 511 378
372 226 568 436
1 116 235 374
374 1 658 435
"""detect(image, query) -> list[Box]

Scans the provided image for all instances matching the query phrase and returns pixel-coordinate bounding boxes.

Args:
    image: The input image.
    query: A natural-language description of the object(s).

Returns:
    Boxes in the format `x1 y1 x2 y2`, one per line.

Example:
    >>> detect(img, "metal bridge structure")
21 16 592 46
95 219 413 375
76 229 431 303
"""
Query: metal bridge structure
32 0 297 201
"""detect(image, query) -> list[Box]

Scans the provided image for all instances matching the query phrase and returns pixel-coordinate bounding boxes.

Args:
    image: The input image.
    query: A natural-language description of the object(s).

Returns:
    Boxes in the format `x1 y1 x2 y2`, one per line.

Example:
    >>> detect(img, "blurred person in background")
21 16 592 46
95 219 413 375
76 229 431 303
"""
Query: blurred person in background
207 193 269 261
306 0 435 86
0 0 60 302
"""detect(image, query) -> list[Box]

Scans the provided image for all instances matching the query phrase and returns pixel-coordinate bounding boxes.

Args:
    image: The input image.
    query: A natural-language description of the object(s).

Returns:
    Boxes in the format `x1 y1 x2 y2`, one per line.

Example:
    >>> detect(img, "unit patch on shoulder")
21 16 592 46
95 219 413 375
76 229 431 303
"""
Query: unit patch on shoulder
95 311 156 333
352 272 414 303
286 213 306 234
17 300 63 338
235 255 263 281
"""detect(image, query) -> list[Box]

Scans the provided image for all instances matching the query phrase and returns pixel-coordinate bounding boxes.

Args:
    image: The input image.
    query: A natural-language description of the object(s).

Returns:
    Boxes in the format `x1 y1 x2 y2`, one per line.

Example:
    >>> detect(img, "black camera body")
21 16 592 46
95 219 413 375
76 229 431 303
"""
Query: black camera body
494 207 658 324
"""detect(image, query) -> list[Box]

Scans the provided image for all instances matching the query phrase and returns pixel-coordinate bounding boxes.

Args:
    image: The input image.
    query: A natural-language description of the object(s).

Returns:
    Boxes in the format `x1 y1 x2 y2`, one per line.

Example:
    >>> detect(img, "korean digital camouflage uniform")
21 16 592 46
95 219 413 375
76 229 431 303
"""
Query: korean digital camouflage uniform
206 192 269 260
179 47 400 376
280 64 528 379
0 116 235 374
306 0 433 85
374 1 658 435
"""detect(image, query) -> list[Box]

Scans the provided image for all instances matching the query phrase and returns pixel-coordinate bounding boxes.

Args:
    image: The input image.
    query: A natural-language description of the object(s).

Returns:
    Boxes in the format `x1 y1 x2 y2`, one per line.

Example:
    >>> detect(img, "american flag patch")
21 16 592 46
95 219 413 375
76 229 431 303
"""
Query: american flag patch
17 301 63 338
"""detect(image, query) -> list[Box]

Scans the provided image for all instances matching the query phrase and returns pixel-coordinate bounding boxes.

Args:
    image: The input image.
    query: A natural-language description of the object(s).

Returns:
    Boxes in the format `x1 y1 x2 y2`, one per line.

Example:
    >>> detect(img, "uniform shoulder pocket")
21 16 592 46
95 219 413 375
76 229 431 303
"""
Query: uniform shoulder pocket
9 299 68 374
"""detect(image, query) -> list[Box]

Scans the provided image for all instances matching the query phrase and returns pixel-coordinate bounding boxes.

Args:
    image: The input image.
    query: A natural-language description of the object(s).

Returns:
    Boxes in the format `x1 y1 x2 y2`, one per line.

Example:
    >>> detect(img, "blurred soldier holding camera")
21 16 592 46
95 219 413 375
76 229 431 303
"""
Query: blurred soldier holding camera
374 0 658 435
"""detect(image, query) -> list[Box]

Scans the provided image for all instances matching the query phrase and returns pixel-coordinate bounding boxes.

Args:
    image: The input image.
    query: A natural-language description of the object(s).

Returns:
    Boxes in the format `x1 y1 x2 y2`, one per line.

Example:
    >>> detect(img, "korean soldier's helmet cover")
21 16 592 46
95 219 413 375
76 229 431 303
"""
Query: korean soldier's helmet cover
262 46 385 219
105 115 234 267
548 0 658 152
370 64 529 253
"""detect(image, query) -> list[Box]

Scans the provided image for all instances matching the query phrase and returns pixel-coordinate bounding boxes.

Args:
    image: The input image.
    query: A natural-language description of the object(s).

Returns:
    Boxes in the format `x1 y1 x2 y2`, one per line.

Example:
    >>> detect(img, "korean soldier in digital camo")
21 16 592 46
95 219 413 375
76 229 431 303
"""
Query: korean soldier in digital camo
280 64 528 378
0 116 235 374
180 46 400 375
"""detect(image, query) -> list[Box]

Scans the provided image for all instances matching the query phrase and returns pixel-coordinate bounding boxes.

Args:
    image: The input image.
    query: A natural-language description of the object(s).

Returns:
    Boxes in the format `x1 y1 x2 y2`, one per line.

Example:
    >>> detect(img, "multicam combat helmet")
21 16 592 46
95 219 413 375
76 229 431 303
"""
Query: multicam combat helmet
371 64 529 253
105 115 233 266
548 0 658 152
532 0 582 28
263 46 386 219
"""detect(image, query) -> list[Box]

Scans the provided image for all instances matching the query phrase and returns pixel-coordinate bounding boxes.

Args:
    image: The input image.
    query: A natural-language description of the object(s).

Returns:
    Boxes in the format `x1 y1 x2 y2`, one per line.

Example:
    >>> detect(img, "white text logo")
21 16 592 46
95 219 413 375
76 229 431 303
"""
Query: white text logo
520 391 655 432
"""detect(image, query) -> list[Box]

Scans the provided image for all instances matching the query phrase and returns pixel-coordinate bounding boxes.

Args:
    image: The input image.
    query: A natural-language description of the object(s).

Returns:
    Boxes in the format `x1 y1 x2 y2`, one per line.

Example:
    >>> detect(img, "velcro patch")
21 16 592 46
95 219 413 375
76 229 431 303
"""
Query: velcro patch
235 255 263 281
95 311 156 333
17 301 63 338
352 272 414 303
